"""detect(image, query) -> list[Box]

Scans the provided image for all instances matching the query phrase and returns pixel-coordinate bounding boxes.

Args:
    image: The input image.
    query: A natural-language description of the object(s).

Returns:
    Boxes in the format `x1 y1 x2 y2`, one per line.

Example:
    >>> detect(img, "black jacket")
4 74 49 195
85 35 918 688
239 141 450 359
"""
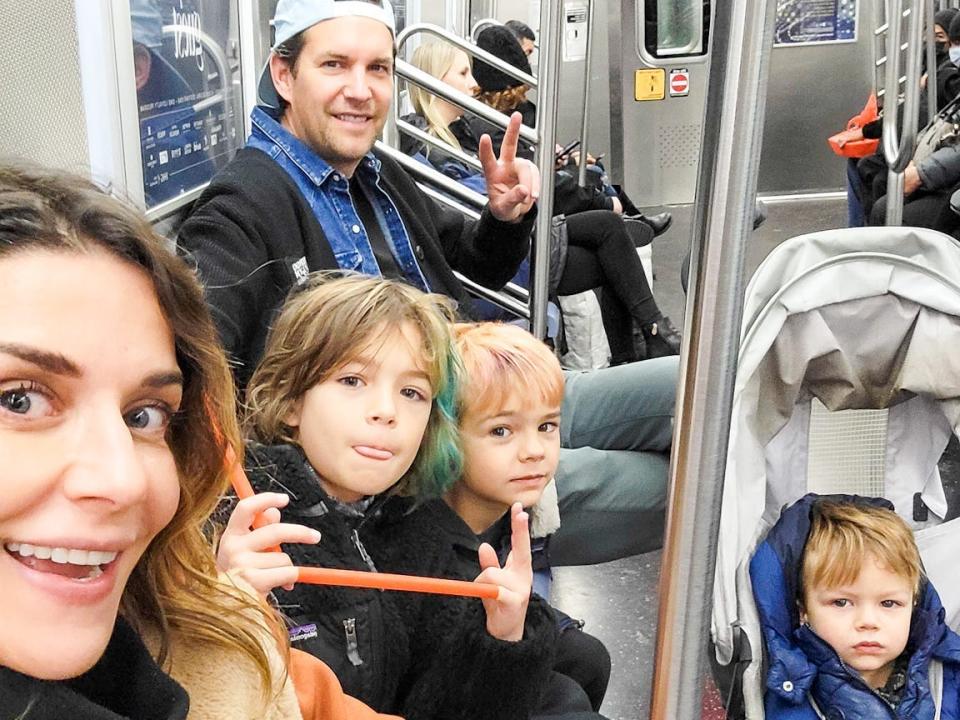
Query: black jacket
246 443 557 720
177 147 534 387
0 618 189 720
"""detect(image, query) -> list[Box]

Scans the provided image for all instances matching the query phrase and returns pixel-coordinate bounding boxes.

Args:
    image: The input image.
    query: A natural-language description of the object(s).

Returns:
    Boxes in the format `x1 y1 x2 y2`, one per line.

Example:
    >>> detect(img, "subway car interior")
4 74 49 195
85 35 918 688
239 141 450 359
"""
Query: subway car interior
5 0 960 718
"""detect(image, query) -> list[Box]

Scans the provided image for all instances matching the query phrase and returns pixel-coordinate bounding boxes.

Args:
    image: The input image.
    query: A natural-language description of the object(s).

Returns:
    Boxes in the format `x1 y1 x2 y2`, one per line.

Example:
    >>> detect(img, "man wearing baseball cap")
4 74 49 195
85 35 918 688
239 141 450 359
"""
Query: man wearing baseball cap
179 0 538 386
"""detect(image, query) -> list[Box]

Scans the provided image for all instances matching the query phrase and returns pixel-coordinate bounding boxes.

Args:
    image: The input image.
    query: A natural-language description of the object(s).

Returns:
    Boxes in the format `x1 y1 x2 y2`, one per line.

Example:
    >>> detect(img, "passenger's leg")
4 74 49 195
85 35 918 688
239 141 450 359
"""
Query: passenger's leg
561 357 678 452
846 158 866 227
551 358 677 564
561 211 680 356
551 446 669 564
552 628 612 712
535 671 594 715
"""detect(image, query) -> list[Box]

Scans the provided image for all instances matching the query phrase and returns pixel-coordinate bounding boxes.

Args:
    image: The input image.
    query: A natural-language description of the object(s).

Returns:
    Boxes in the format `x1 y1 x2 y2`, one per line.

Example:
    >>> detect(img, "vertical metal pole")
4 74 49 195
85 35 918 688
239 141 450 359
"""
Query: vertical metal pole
648 0 776 715
577 0 596 187
530 0 562 338
884 0 924 225
927 0 938 128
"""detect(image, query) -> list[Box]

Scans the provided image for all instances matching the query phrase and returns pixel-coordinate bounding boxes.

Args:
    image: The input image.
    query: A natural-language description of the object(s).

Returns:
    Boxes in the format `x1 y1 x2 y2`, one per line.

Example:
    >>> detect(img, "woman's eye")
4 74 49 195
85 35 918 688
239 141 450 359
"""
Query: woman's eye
0 383 53 419
124 405 171 433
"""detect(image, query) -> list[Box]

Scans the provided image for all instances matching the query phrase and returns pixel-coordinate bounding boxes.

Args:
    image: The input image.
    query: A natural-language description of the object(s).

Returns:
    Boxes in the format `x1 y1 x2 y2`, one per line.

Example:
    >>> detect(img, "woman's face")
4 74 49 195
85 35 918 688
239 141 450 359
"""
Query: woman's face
439 50 479 119
0 249 183 680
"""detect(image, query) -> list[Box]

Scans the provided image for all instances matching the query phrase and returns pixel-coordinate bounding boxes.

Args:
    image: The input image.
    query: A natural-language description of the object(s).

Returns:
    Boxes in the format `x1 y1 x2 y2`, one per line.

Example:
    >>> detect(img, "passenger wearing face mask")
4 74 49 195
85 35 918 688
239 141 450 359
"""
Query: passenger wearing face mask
948 13 960 68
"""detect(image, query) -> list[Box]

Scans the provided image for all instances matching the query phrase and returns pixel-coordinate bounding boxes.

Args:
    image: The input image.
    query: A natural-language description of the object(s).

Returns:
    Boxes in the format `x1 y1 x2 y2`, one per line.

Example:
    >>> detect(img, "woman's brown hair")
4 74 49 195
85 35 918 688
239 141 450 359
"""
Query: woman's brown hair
0 163 282 696
476 85 529 114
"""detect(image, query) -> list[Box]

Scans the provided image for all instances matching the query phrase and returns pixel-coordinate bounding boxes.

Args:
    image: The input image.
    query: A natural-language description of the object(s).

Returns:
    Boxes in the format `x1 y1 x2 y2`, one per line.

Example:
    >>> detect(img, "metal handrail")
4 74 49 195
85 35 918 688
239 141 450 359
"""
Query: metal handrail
577 0 596 188
375 141 487 208
396 118 484 172
394 61 539 145
416 183 482 219
396 23 538 89
927 0 938 127
883 0 925 224
649 0 777 715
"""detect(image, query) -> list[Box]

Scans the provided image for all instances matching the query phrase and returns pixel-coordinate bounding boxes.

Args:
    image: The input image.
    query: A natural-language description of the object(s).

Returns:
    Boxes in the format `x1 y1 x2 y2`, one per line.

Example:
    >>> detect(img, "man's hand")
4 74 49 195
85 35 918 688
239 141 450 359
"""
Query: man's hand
479 112 540 223
904 162 923 196
475 503 533 642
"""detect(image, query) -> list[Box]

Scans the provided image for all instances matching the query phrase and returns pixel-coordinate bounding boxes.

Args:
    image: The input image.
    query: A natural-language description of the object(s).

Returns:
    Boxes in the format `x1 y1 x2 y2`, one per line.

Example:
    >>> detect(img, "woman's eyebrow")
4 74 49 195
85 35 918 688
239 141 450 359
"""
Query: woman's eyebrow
0 342 80 377
142 370 184 389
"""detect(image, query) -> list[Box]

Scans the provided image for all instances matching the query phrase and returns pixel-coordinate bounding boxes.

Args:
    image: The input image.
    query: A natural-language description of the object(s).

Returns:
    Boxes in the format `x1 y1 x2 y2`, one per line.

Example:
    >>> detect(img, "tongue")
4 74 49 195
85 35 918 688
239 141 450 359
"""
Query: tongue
13 554 96 579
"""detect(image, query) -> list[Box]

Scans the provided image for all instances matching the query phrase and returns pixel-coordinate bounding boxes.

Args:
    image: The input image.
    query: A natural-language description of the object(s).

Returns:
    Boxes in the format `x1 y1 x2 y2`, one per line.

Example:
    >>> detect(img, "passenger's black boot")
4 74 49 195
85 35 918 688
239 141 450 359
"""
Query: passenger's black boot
641 314 682 358
626 211 673 237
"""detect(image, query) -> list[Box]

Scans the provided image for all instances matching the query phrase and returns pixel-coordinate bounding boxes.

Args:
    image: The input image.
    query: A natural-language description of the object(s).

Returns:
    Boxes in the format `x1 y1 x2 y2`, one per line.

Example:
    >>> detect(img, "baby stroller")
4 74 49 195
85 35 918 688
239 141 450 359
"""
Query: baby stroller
710 225 960 718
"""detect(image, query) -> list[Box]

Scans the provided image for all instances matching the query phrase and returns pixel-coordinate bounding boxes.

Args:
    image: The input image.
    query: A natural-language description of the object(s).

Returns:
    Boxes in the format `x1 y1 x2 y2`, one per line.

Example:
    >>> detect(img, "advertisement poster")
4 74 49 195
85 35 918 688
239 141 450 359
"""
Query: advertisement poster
775 0 857 46
130 0 242 210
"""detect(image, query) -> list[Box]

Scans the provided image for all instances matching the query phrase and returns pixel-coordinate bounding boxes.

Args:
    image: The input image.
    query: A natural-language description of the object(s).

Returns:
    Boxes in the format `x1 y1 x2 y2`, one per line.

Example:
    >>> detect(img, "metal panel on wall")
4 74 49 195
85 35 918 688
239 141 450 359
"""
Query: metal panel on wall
757 0 873 193
0 1 90 174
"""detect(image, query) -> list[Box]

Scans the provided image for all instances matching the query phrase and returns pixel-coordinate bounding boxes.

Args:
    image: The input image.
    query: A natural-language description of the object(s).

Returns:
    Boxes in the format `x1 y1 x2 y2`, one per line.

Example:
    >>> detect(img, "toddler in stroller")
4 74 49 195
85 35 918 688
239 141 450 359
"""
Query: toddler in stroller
751 494 960 719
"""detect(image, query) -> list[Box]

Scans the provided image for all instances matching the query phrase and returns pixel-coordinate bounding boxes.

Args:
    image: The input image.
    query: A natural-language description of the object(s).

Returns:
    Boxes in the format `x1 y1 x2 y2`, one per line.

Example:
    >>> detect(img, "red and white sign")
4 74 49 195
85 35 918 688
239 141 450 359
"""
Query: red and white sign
669 68 690 97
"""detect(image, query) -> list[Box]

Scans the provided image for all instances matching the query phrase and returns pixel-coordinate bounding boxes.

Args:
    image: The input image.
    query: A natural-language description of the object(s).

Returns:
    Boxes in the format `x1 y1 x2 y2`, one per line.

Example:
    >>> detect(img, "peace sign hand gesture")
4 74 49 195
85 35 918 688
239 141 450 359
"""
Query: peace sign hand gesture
479 112 541 223
475 503 533 641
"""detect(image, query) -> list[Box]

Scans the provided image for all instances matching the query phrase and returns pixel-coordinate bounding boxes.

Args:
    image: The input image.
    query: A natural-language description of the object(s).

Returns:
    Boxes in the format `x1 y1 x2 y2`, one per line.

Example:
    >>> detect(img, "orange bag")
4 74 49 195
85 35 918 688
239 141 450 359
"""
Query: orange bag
828 93 881 159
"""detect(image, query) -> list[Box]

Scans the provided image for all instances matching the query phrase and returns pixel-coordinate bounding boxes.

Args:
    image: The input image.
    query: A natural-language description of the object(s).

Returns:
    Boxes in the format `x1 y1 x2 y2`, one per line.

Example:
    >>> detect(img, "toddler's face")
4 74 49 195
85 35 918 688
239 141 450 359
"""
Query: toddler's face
801 554 913 689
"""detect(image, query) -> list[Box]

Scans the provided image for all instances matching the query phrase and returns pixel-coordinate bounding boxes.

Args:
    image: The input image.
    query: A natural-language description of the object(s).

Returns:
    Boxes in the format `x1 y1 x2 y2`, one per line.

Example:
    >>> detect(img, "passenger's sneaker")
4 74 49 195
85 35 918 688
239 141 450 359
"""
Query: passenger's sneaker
641 314 682 357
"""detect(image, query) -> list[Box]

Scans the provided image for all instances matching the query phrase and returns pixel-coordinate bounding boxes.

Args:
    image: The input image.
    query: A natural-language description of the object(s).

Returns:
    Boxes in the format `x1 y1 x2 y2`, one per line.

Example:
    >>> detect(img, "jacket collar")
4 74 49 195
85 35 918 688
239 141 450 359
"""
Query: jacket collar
0 617 188 720
250 107 382 187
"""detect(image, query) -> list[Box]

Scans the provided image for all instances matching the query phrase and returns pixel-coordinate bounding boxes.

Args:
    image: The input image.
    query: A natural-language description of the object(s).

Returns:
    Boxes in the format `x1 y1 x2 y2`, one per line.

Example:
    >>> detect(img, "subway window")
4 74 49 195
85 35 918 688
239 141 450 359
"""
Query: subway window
641 0 710 58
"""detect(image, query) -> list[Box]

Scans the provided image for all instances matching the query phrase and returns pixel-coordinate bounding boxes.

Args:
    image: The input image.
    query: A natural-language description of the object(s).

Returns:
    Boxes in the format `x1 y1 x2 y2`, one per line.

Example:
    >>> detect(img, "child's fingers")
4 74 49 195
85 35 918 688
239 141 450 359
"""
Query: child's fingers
508 503 532 572
477 542 501 573
231 566 301 597
244 522 321 551
224 492 290 533
238 549 296 570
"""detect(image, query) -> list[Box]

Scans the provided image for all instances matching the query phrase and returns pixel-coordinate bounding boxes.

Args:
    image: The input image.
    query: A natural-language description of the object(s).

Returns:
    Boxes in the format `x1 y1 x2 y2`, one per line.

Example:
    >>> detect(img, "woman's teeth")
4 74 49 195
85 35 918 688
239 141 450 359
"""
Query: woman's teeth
5 542 117 566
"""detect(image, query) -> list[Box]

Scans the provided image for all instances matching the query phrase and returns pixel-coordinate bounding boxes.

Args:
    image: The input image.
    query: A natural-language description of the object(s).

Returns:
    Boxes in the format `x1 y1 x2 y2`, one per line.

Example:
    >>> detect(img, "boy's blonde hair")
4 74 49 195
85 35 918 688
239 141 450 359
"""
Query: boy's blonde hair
802 500 924 600
453 322 564 420
410 40 466 151
246 272 461 497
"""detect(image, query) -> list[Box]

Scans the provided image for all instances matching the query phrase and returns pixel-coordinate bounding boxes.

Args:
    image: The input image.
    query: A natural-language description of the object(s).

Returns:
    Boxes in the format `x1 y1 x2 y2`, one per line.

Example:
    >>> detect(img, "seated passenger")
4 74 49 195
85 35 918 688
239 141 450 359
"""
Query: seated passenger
178 0 679 567
404 40 681 362
466 25 672 236
434 322 612 714
751 494 960 719
0 164 306 719
218 273 557 719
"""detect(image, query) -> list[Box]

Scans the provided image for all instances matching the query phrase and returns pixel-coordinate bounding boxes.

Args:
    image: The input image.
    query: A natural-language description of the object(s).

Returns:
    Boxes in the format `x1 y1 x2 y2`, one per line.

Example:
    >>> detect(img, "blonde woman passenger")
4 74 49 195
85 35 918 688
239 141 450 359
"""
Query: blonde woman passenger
402 39 681 362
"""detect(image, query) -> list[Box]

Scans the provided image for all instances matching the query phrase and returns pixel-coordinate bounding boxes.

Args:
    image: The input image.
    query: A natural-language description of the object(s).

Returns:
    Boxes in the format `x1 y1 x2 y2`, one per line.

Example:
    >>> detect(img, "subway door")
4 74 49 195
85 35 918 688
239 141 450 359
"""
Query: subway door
609 0 712 206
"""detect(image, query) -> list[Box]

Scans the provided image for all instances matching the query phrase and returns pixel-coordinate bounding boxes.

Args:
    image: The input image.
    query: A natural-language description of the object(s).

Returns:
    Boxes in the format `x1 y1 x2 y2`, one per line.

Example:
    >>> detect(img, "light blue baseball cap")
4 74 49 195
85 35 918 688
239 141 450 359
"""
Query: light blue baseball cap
258 0 396 110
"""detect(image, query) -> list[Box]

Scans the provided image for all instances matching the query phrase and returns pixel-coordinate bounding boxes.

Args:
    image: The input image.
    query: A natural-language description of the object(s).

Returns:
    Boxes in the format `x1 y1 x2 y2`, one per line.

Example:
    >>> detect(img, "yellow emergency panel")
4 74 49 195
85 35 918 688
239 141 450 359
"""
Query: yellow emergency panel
634 69 665 101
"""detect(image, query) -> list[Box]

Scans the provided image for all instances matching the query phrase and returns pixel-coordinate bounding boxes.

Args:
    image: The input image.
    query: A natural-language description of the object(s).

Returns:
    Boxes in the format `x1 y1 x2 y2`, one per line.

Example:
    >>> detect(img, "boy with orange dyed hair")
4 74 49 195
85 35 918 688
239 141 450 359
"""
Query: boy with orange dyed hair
435 322 611 715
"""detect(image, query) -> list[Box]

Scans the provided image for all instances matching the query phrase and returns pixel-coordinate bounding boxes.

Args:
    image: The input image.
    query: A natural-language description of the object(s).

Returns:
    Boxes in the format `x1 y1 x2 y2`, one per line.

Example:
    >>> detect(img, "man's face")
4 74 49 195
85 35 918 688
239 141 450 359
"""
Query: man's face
272 16 394 176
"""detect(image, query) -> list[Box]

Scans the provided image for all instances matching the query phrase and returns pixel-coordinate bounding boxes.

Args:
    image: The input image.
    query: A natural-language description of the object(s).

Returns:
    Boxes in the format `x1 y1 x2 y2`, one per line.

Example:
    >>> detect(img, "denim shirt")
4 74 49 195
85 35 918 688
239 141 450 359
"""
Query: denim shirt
246 107 429 291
